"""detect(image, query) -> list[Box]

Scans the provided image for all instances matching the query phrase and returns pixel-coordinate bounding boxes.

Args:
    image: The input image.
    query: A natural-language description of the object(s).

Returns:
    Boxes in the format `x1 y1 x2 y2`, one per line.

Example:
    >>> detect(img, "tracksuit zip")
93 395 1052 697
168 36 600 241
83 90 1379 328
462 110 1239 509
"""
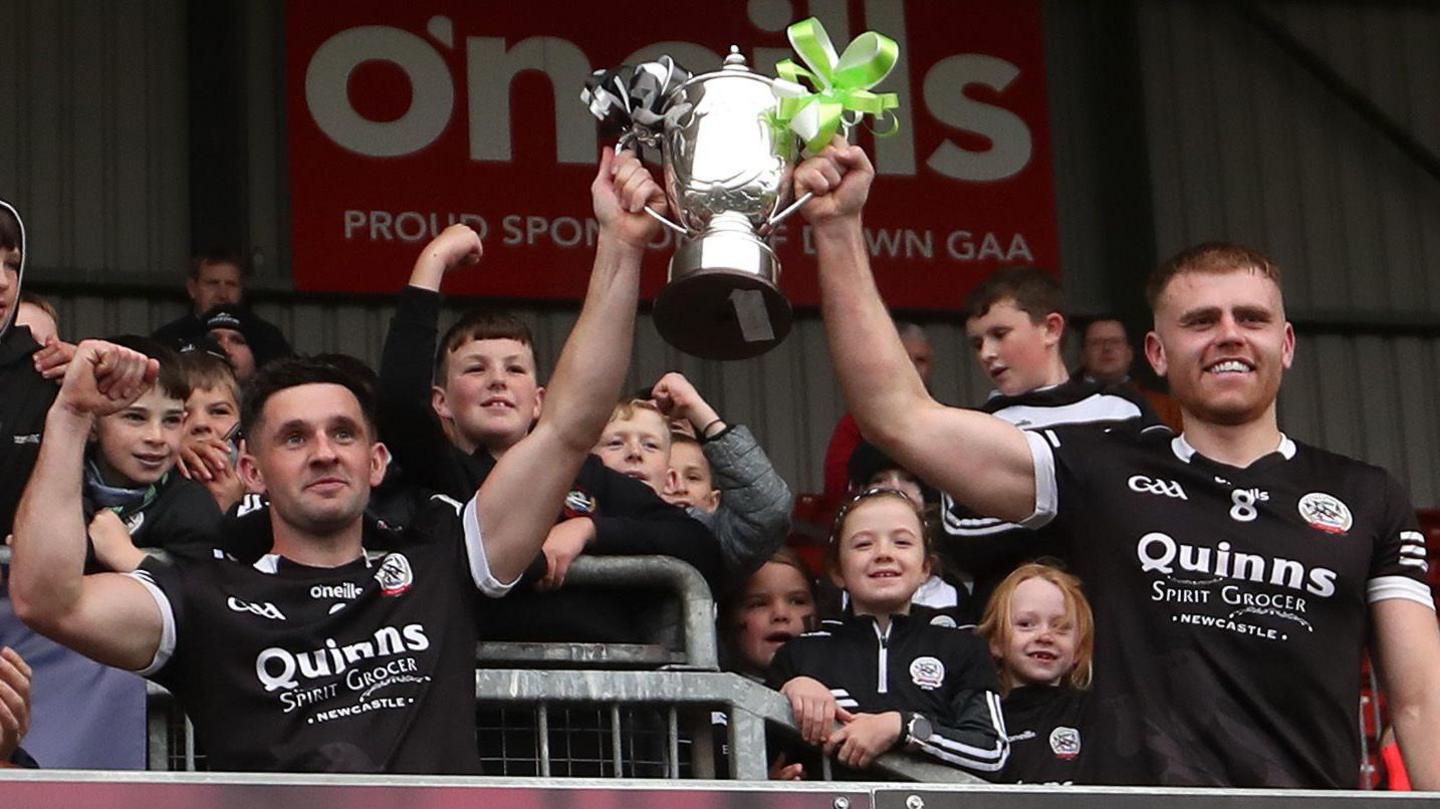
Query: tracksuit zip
874 621 891 694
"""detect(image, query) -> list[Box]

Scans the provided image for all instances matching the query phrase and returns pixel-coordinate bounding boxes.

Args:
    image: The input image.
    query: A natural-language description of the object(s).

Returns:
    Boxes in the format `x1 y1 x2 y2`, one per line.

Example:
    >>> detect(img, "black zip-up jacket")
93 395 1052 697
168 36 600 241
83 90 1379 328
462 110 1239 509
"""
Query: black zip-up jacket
999 684 1087 784
0 325 54 537
376 286 723 641
767 607 1009 775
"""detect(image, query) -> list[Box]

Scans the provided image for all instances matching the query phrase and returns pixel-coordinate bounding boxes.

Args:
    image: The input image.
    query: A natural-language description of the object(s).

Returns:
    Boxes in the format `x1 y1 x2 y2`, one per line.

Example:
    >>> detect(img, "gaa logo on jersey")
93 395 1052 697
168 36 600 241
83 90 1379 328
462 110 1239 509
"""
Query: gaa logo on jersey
909 656 946 690
1298 492 1353 535
374 553 414 597
1049 726 1081 760
563 488 598 519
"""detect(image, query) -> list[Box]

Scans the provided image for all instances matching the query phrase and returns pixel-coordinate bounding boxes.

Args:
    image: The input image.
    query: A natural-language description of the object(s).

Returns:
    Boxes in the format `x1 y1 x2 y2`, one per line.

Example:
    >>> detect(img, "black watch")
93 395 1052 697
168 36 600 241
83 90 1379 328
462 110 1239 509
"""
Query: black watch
904 713 934 751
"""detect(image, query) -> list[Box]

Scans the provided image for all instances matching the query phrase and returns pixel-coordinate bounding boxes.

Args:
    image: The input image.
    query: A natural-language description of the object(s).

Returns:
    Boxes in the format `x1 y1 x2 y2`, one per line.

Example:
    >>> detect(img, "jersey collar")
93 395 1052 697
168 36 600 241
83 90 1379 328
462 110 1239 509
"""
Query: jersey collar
1171 432 1296 465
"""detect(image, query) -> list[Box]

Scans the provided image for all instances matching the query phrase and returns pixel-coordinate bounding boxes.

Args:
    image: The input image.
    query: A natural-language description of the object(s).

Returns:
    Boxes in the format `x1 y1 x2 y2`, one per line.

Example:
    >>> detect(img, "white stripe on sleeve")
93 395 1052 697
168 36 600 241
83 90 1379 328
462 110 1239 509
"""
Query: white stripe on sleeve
463 495 520 598
125 569 178 676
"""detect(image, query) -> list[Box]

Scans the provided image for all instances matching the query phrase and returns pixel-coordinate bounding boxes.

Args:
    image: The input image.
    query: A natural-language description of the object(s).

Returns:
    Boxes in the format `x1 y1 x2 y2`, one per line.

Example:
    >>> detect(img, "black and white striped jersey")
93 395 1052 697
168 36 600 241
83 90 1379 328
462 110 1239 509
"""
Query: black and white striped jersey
767 607 1009 775
1022 423 1433 787
126 494 512 773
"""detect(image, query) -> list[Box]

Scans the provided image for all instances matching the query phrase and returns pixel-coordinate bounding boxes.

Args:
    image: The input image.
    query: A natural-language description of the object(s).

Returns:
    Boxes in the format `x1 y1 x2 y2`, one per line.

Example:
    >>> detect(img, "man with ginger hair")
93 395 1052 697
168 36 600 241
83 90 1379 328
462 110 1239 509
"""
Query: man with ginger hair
795 137 1440 788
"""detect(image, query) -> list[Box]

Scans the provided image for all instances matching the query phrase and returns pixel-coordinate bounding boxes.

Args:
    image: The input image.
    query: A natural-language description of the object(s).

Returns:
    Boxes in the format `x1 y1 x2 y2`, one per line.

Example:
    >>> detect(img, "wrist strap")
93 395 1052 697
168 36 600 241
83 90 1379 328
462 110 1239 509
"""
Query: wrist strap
699 417 725 440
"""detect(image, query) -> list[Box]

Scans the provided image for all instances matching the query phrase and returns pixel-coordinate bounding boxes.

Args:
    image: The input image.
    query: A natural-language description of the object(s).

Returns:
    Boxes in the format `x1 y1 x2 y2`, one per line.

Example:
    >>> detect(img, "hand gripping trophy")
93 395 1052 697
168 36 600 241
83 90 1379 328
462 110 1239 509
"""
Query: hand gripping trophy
583 18 899 360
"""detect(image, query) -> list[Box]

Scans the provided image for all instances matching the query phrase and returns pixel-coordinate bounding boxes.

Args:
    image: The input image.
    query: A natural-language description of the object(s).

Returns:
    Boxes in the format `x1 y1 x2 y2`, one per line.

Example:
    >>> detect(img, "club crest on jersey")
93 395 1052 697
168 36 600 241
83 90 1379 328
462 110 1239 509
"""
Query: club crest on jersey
563 488 598 519
1049 726 1081 760
909 656 945 690
374 553 414 597
1298 492 1352 535
929 614 957 628
124 511 146 534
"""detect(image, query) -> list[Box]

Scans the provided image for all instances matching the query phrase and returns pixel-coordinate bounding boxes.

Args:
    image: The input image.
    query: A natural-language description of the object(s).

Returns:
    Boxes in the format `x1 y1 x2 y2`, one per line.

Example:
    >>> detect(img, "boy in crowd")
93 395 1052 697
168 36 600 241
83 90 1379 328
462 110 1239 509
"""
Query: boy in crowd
647 372 792 579
379 224 721 640
9 147 657 772
942 267 1162 619
797 139 1440 787
81 336 222 568
173 349 246 512
192 305 290 383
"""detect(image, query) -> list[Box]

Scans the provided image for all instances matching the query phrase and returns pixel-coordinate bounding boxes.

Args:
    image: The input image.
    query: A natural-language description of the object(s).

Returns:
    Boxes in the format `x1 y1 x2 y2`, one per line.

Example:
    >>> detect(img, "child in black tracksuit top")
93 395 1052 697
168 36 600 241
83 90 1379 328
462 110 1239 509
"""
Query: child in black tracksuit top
976 561 1095 783
767 488 1008 776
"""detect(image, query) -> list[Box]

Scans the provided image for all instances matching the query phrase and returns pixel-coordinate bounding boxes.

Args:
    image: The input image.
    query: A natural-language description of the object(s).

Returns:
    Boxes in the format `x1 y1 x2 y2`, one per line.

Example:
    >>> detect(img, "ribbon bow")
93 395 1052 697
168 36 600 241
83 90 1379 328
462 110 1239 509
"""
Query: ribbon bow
771 17 900 155
581 56 692 144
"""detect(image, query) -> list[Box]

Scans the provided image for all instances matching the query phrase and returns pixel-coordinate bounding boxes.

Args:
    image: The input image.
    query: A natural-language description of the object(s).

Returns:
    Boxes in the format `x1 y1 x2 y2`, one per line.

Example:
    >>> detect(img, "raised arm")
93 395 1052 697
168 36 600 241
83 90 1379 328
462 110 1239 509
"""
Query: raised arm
798 141 1036 523
1372 597 1440 788
474 147 659 583
377 227 478 487
9 341 166 671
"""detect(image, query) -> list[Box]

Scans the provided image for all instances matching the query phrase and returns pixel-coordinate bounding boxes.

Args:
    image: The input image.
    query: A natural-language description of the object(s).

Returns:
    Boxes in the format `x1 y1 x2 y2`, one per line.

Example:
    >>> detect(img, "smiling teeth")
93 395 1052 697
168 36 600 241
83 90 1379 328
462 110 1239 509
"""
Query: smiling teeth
1210 360 1249 374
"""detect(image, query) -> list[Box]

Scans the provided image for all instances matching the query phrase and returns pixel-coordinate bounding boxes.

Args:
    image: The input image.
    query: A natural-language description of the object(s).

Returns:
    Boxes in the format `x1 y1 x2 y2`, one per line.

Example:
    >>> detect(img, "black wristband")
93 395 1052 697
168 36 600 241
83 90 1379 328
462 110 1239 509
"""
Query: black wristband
699 417 725 440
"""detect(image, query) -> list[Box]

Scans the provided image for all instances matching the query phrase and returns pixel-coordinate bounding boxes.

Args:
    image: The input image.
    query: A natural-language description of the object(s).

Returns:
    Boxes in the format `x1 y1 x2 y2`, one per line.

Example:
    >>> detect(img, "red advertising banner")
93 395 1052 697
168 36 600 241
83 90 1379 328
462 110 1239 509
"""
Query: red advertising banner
286 0 1057 310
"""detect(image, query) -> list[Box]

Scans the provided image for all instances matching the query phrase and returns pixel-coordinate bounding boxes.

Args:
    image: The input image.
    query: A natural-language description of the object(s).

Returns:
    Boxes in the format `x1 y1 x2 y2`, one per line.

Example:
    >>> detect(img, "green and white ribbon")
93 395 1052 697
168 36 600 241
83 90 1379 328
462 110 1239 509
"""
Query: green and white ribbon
771 17 901 154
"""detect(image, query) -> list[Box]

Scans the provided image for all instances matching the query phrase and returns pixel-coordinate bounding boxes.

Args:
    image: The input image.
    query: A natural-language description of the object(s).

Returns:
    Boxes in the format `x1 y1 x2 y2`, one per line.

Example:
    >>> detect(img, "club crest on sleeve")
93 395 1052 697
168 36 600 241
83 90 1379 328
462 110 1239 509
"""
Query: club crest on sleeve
375 553 414 597
909 656 945 690
1050 726 1081 760
1298 492 1352 535
563 488 598 518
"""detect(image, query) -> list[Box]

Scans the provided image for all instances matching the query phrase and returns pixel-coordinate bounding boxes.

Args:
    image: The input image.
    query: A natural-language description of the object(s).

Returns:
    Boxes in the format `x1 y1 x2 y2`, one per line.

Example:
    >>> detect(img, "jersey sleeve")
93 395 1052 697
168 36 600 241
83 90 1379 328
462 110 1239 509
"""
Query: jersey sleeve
125 555 187 682
1366 471 1435 610
407 492 519 599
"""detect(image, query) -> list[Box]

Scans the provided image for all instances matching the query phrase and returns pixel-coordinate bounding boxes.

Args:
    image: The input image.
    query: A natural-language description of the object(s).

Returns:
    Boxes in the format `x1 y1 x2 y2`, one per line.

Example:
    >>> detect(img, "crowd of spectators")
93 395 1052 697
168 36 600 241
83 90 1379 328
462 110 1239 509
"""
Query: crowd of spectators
0 137 1435 791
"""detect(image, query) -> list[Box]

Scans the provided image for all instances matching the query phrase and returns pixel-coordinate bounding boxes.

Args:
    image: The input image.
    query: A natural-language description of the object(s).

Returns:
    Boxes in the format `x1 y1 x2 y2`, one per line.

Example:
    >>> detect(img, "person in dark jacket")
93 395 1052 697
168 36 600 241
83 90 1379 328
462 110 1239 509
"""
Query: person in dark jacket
769 488 1008 776
0 200 66 537
377 224 722 642
977 561 1094 784
151 251 292 368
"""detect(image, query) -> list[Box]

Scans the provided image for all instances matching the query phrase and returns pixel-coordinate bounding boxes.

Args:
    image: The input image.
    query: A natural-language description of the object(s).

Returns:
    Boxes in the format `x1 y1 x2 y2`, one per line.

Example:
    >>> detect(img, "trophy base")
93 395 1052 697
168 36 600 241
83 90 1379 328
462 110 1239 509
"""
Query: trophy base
653 232 793 360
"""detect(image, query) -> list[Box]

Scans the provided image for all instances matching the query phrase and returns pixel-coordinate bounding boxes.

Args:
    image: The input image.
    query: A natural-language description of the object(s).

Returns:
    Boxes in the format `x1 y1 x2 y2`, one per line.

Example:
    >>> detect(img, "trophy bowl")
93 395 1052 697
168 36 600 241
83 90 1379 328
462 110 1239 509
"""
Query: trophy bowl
649 48 800 361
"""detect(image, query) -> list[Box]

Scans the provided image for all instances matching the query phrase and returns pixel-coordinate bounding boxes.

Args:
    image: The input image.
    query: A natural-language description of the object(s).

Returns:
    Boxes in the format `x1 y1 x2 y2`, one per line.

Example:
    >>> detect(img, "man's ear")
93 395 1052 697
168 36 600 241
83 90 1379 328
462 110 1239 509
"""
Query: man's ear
431 386 451 421
1144 331 1167 378
237 440 266 495
184 277 198 304
370 442 391 487
532 386 546 421
1281 321 1296 370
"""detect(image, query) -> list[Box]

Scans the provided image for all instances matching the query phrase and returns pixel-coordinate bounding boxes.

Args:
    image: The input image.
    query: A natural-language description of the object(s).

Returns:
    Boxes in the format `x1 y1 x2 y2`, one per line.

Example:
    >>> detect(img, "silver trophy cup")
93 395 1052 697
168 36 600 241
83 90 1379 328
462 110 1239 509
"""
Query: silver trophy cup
642 48 807 360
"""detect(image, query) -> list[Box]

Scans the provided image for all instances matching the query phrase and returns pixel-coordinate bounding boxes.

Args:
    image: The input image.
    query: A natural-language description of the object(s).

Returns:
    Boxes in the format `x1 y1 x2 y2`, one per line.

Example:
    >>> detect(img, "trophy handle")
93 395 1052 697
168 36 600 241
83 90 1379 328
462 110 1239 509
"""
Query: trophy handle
615 131 690 237
765 191 813 230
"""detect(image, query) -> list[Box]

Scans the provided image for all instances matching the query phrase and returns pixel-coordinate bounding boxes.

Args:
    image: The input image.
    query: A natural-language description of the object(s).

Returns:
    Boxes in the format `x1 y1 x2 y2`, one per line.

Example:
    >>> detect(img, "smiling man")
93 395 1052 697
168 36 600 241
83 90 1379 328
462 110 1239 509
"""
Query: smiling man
797 139 1440 788
8 148 658 772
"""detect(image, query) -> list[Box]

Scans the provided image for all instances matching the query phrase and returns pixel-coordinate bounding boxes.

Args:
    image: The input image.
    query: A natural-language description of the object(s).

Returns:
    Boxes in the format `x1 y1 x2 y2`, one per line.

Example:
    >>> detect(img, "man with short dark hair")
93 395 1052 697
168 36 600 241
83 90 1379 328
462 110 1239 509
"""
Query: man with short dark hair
152 251 292 363
797 141 1440 788
8 148 659 773
1078 317 1134 386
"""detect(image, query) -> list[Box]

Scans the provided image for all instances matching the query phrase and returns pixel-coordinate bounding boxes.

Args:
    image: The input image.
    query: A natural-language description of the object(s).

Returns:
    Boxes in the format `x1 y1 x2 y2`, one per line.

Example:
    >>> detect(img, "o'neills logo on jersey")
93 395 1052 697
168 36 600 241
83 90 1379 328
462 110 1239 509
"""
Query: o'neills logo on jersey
311 582 363 600
1137 532 1338 597
255 622 430 692
374 553 413 597
1298 492 1353 535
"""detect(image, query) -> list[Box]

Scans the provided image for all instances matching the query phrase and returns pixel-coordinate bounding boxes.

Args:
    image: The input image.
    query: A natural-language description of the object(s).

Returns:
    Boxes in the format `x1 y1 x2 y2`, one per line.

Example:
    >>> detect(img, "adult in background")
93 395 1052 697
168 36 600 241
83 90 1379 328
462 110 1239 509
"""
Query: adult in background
1076 316 1182 431
796 137 1440 788
152 251 292 364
